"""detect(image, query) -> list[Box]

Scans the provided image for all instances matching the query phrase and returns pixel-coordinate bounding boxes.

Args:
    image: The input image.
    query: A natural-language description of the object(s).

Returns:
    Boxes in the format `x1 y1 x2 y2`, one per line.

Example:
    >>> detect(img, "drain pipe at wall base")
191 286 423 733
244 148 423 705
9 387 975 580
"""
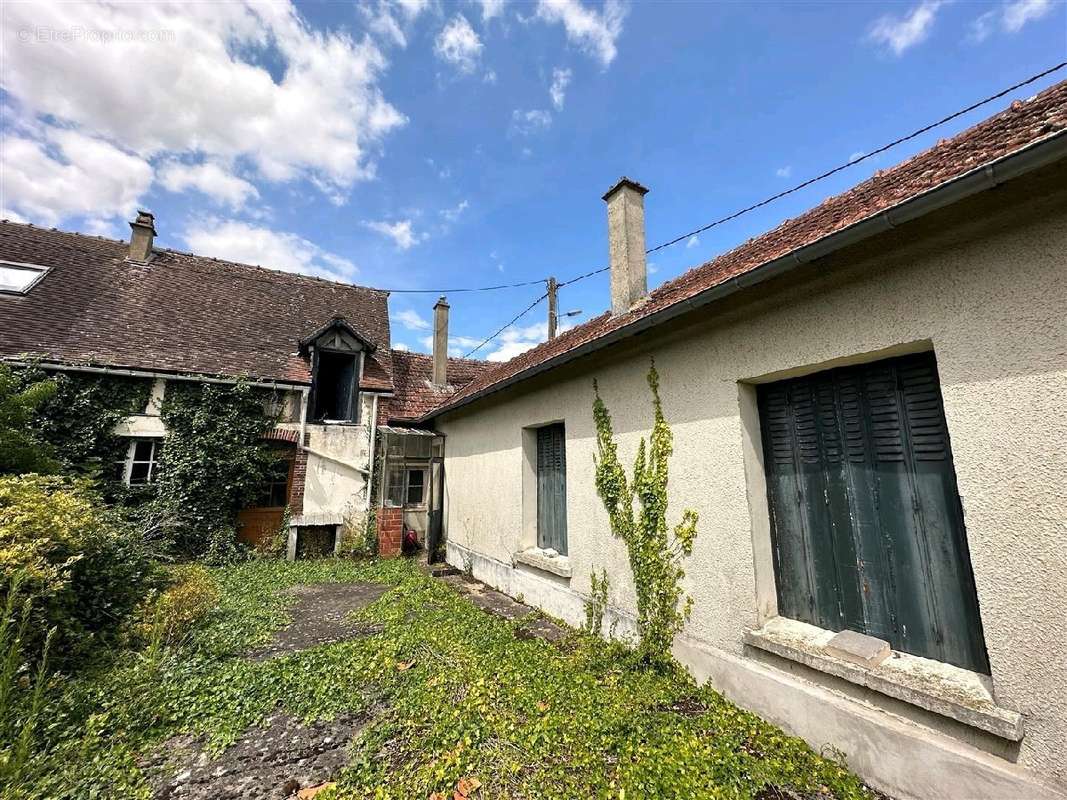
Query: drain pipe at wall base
365 393 379 511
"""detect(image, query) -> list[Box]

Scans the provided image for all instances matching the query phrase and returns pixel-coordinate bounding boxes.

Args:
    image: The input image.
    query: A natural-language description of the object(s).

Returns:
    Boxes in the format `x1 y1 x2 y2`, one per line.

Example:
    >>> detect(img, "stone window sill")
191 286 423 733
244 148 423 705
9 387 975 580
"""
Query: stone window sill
743 617 1023 741
513 548 572 578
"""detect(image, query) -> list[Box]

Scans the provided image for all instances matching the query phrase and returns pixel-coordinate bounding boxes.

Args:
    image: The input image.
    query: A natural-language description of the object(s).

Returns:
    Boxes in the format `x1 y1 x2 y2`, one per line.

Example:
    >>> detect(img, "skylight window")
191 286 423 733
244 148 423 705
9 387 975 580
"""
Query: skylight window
0 261 50 294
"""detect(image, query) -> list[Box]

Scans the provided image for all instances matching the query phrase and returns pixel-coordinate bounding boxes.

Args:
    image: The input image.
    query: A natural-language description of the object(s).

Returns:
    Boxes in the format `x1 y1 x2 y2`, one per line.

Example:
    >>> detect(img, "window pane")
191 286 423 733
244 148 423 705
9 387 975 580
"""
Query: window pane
0 265 44 292
406 470 425 505
405 436 432 458
129 462 151 484
134 440 154 460
386 467 405 507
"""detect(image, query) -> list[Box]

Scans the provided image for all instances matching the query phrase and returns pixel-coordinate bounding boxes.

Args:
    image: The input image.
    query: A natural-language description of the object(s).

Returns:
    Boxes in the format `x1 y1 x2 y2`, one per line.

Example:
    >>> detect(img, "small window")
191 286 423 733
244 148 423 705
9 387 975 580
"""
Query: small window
385 465 406 507
253 456 291 507
406 469 426 506
125 439 163 485
0 261 49 294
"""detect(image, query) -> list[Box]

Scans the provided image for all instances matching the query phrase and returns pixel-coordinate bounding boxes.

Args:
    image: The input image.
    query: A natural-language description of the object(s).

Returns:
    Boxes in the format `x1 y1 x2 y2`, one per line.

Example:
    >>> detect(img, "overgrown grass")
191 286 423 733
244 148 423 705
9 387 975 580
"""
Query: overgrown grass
8 559 874 799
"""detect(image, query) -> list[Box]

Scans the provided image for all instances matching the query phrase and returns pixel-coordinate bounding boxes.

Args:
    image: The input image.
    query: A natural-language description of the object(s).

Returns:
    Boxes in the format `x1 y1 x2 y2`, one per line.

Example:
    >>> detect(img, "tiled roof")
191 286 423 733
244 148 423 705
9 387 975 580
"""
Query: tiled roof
0 222 392 387
384 349 494 422
429 80 1067 418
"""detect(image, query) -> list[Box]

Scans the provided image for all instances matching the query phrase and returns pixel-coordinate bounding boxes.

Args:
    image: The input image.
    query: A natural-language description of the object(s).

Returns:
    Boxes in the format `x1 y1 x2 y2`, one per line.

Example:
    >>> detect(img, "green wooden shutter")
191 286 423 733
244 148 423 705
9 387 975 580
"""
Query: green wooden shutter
536 424 568 555
758 352 989 673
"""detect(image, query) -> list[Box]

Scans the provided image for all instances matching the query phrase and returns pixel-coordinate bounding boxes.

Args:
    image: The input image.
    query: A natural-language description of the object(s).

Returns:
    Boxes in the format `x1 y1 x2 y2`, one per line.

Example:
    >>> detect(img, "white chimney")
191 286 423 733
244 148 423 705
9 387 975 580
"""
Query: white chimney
432 296 450 385
603 177 649 315
128 210 156 263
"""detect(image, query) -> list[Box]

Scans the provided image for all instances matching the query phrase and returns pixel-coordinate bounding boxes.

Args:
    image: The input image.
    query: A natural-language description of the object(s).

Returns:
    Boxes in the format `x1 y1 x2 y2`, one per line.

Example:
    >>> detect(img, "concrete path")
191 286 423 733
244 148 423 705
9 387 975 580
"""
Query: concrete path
438 573 569 644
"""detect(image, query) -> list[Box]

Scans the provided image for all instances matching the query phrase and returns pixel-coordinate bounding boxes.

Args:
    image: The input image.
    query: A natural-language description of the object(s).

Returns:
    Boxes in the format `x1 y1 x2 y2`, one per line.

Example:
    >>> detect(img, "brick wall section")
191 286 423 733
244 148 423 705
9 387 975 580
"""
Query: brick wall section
288 434 310 517
377 507 403 557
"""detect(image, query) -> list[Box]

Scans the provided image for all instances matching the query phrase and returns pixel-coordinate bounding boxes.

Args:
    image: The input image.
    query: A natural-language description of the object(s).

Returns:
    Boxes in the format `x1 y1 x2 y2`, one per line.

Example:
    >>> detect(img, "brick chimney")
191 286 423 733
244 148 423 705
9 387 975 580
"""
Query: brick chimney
603 177 649 315
432 296 449 386
128 210 156 263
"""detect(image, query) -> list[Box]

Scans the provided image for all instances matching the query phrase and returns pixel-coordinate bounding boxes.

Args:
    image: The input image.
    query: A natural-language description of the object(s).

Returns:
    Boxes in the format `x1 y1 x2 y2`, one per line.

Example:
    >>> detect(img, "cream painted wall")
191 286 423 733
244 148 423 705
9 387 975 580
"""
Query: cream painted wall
435 169 1067 791
297 391 375 518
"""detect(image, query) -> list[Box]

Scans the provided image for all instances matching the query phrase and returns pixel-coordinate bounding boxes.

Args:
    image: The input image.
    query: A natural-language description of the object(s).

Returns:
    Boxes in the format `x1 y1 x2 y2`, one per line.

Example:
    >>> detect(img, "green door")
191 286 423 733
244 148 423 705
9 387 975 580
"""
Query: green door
536 424 568 555
757 352 989 673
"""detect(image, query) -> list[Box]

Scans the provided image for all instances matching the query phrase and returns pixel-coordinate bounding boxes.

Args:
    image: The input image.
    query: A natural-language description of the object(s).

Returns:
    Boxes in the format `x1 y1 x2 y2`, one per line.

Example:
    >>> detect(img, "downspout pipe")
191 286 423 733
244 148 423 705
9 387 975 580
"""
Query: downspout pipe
365 393 379 511
424 130 1067 421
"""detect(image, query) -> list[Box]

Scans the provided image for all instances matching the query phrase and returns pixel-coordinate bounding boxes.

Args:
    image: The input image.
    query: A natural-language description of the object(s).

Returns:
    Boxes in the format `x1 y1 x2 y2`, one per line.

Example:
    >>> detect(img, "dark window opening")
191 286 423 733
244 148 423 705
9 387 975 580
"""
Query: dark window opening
406 469 426 506
312 350 358 422
126 439 163 485
254 456 292 508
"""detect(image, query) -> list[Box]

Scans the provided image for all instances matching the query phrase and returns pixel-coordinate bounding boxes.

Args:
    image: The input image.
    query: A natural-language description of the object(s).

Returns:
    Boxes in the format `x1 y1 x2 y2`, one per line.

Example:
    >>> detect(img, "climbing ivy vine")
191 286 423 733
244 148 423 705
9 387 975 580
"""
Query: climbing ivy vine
592 358 698 667
148 380 278 559
9 365 152 490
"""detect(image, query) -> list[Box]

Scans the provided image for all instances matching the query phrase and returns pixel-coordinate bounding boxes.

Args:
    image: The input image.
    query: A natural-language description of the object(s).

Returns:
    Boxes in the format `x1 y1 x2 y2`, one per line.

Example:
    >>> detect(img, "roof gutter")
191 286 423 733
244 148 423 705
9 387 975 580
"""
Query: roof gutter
426 130 1067 421
2 359 307 391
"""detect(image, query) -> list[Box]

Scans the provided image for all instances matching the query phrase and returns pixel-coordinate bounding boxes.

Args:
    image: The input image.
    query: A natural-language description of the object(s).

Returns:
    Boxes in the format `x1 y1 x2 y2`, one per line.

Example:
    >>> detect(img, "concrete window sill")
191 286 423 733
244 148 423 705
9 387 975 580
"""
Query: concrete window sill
513 548 572 578
743 617 1023 741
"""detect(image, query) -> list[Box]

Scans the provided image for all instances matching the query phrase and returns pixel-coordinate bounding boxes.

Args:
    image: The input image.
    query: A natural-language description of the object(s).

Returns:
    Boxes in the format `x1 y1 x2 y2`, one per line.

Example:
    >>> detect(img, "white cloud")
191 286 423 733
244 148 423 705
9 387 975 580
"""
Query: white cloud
0 0 406 223
475 0 507 21
549 67 572 111
440 199 470 223
184 219 358 281
361 0 432 48
1003 0 1053 30
0 126 152 226
868 0 944 55
686 235 699 249
511 109 553 135
536 0 627 67
435 14 483 73
484 318 581 361
971 0 1053 40
363 218 424 249
158 160 259 209
775 165 792 178
393 342 411 351
849 151 866 163
391 308 431 331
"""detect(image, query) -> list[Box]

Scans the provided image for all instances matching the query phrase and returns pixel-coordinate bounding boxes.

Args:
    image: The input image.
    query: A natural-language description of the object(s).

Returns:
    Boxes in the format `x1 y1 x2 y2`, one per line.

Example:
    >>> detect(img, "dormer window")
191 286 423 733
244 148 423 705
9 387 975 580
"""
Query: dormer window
313 350 359 422
0 261 50 294
301 316 375 425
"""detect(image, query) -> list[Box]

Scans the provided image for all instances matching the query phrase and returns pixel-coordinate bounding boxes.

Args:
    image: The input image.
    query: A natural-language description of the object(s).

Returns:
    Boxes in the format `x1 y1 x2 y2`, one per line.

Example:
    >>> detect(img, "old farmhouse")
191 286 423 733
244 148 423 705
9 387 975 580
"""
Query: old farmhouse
0 80 1064 799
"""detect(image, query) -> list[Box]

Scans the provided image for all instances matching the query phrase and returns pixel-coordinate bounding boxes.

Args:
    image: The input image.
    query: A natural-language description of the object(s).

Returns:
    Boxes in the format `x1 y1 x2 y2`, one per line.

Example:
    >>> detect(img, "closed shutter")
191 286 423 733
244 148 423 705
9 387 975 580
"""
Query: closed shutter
536 424 568 555
758 352 989 673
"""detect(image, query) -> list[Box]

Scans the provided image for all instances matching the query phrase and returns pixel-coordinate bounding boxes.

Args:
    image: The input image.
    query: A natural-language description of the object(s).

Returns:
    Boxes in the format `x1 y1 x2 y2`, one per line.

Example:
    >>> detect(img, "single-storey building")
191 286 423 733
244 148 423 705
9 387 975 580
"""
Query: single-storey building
0 215 487 556
423 82 1067 798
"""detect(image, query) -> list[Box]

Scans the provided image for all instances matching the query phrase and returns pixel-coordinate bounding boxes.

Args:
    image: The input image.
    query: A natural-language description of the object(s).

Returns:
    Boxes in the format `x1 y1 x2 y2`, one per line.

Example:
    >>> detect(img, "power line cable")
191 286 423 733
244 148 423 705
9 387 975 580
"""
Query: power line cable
463 291 549 358
456 62 1067 352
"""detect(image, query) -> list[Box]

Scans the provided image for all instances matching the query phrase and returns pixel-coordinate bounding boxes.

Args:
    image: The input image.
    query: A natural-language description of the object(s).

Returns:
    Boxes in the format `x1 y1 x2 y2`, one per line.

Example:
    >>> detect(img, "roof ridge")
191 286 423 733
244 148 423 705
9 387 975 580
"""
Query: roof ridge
0 218 387 296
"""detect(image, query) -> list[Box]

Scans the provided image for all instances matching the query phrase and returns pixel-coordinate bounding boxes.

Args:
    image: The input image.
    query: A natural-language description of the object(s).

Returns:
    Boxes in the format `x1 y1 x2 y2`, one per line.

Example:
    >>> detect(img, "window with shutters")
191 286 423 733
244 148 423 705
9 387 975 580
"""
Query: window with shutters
756 351 989 674
536 423 568 555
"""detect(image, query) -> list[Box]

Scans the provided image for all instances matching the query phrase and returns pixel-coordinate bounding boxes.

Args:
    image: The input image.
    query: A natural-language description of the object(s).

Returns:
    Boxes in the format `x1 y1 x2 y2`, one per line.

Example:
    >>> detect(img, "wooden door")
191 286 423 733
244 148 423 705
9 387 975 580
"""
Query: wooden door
237 452 294 549
536 424 568 555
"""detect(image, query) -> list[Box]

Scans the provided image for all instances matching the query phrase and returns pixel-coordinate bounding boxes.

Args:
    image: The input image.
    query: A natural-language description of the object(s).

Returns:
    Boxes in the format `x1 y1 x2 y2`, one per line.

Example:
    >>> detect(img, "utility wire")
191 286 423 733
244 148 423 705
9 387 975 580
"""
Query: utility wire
383 277 547 293
456 62 1067 353
463 291 549 358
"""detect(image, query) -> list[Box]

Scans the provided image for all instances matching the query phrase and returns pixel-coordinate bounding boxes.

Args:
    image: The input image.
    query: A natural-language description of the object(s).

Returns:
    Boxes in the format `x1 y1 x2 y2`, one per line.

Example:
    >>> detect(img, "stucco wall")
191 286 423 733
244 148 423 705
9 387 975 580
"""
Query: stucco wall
435 168 1067 794
300 392 375 517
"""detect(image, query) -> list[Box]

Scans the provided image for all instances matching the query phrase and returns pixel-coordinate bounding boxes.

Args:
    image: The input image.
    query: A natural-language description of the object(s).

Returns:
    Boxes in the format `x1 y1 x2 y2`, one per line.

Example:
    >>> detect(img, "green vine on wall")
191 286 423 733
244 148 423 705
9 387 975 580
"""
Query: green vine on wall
148 380 278 559
9 365 152 491
592 358 698 668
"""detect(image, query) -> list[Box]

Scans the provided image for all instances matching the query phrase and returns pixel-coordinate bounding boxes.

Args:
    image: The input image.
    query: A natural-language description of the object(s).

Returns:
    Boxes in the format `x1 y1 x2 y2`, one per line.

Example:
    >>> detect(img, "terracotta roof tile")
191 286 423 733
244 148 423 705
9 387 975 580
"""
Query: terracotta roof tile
430 80 1067 418
385 349 494 422
0 223 392 386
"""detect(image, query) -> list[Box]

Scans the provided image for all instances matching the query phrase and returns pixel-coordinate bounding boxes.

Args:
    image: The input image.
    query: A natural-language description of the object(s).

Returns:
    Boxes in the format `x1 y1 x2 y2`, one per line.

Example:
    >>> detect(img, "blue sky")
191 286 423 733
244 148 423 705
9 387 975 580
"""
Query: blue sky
1 0 1064 360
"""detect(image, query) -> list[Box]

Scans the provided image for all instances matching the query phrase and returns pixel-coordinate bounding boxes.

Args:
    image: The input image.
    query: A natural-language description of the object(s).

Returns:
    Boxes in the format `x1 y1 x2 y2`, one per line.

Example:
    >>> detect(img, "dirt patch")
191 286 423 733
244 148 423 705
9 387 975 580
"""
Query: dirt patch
248 582 389 660
145 711 371 799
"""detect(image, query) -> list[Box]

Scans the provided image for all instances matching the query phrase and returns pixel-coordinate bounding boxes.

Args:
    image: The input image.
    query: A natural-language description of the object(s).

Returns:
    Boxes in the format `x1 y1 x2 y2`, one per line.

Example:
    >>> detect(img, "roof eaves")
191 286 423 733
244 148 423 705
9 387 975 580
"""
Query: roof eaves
422 129 1067 422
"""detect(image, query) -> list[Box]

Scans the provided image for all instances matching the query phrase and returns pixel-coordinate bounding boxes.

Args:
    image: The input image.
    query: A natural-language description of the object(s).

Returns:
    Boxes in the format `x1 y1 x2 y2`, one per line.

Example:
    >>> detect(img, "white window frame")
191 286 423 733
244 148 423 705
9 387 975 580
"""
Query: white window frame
384 464 429 509
0 260 51 295
123 438 163 485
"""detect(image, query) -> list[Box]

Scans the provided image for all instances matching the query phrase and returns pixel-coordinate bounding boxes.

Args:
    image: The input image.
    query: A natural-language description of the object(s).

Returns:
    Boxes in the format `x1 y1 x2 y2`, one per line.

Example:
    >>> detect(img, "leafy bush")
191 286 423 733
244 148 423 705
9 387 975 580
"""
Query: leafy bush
136 565 219 647
0 365 57 476
150 381 277 557
0 475 158 660
592 359 699 667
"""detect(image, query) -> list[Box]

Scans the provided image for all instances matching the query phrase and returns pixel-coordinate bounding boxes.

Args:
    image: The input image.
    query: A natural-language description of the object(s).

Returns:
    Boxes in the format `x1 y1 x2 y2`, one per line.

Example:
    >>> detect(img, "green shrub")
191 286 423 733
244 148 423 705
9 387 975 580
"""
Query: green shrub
0 366 57 476
0 475 158 660
136 565 219 647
